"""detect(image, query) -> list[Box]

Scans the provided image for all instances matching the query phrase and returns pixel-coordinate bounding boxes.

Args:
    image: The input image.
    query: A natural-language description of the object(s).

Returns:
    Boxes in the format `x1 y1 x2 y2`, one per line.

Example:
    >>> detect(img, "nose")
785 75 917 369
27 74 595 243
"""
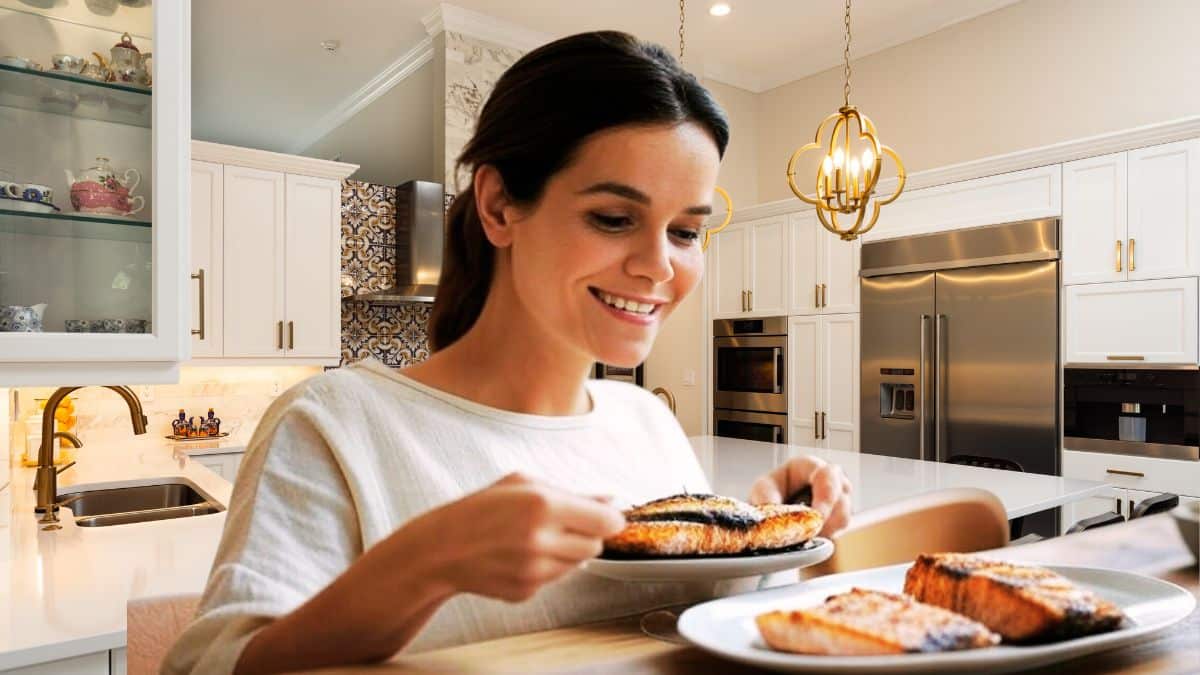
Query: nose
624 227 675 285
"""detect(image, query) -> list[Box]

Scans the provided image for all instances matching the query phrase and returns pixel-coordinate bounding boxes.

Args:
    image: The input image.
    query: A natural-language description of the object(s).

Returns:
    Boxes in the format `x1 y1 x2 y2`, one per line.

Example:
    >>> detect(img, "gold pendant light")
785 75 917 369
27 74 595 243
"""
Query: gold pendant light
786 0 905 241
676 0 734 251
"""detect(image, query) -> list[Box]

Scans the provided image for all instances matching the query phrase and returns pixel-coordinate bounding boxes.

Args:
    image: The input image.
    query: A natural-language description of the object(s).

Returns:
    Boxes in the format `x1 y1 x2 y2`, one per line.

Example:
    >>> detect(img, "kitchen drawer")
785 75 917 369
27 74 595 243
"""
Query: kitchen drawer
1062 448 1200 498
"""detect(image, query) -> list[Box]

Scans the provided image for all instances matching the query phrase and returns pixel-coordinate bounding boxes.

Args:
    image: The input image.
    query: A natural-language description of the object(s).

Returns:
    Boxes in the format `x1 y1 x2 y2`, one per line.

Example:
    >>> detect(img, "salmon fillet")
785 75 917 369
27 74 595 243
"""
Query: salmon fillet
903 553 1125 642
603 493 823 557
756 588 1000 655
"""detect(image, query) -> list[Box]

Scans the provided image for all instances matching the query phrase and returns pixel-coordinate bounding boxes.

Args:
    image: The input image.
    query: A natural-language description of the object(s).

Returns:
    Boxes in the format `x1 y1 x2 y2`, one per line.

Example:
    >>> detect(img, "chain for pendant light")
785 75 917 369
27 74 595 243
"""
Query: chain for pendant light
676 0 733 251
842 0 852 106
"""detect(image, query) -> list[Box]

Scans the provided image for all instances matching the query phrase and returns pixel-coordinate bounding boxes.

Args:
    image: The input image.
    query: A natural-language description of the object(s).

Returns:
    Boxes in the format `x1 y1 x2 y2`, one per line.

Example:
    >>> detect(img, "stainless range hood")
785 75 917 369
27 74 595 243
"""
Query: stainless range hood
353 180 445 304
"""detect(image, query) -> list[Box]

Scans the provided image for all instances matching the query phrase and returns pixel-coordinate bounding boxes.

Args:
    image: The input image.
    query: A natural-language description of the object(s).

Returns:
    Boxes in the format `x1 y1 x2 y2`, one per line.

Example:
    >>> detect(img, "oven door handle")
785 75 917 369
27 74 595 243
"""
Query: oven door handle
773 347 784 394
774 425 782 444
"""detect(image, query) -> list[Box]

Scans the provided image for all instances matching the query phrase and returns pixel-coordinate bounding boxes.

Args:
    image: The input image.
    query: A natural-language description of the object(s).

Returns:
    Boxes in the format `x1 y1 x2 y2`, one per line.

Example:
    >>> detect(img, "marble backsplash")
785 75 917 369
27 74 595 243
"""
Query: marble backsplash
9 366 321 451
339 179 434 369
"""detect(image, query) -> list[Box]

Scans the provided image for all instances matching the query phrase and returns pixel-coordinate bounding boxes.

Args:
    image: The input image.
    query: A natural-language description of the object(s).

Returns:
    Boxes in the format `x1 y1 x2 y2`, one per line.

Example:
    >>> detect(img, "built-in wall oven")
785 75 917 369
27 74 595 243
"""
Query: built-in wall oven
713 317 787 443
1064 366 1200 461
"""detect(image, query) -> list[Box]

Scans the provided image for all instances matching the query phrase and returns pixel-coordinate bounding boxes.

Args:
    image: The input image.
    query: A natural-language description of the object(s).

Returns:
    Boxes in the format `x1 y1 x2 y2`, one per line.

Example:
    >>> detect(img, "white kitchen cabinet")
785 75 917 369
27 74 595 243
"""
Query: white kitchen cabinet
1062 139 1200 285
1062 448 1200 499
189 161 223 357
1060 488 1123 533
1128 139 1200 281
789 314 859 451
192 451 244 482
190 143 356 365
1064 277 1198 364
110 647 126 675
1062 152 1127 285
222 165 286 358
788 212 860 316
709 217 788 318
5 651 108 674
0 3 190 385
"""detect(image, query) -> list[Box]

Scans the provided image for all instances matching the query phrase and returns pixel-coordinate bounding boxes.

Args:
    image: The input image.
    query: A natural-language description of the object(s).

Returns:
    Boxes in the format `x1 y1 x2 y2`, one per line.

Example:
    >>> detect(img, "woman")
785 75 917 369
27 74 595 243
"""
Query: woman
165 31 850 674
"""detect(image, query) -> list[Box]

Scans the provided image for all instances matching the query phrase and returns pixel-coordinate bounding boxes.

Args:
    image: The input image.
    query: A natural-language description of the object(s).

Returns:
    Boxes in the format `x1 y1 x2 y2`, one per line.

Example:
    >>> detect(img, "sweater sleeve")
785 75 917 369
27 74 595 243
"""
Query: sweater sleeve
162 399 363 675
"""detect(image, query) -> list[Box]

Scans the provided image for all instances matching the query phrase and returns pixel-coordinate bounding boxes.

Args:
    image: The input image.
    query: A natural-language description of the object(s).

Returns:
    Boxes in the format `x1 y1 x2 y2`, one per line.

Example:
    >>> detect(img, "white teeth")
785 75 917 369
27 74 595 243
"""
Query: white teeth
597 290 656 315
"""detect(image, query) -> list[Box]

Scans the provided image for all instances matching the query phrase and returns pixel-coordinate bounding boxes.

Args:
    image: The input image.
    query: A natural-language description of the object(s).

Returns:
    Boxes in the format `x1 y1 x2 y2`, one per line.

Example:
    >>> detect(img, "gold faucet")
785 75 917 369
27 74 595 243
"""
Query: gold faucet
35 386 148 529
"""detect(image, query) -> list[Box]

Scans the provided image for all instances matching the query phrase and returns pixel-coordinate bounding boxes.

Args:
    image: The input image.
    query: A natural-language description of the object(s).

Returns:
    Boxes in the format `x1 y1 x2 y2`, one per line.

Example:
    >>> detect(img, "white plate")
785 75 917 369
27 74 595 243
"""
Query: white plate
678 562 1195 674
581 538 833 582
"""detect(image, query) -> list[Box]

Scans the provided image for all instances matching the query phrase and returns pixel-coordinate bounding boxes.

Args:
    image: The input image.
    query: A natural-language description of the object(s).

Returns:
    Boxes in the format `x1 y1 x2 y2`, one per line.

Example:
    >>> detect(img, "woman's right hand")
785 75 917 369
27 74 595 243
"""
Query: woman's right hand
394 472 626 603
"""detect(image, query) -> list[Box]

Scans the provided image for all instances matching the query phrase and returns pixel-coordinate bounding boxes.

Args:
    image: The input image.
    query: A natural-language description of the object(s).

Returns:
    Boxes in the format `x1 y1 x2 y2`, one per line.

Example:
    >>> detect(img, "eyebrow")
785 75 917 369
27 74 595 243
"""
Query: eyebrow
578 181 713 216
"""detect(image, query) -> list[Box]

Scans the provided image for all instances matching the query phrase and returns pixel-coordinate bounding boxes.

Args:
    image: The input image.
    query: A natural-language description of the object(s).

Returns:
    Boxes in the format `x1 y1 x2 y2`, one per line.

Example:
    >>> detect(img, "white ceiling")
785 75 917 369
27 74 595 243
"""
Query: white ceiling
192 0 1020 172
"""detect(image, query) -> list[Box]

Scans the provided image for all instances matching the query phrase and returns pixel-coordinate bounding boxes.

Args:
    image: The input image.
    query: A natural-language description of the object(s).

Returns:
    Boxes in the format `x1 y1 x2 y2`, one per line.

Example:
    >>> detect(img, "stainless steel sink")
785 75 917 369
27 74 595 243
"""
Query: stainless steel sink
57 478 225 527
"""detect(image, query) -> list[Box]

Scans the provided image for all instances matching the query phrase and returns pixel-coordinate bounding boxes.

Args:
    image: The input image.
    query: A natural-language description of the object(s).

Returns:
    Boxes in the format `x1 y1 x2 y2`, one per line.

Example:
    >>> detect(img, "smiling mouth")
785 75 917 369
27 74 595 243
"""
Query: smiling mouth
590 288 665 317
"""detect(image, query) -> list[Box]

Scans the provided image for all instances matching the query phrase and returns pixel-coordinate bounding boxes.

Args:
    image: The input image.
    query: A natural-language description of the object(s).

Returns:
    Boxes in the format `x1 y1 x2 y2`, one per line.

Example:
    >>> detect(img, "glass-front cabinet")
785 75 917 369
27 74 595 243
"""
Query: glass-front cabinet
0 1 189 384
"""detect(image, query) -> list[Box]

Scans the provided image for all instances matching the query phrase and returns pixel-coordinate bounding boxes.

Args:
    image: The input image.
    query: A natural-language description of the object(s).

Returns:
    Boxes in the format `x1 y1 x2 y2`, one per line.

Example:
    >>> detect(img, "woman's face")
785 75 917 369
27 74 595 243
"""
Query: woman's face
501 122 721 368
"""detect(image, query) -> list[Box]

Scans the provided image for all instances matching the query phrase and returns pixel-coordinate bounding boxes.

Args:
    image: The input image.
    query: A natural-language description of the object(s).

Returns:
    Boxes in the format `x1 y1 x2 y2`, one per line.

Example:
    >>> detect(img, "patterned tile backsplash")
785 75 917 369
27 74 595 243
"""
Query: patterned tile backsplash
339 179 434 369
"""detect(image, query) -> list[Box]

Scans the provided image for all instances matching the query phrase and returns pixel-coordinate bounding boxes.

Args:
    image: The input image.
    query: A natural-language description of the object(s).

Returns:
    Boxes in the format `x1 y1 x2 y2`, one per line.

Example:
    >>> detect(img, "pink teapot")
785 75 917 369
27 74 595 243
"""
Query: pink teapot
65 157 144 216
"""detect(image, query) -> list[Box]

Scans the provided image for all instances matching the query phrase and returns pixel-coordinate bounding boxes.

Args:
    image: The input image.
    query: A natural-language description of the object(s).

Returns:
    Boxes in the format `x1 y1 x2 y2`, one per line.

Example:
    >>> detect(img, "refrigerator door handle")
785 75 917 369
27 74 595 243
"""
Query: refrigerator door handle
935 313 946 461
920 314 930 460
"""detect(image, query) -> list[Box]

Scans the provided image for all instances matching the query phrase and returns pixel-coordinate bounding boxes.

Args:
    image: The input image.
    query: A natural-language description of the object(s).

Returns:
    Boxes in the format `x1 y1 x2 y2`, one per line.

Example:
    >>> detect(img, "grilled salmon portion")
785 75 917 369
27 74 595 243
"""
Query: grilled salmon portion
603 493 823 557
756 588 1000 655
903 553 1125 642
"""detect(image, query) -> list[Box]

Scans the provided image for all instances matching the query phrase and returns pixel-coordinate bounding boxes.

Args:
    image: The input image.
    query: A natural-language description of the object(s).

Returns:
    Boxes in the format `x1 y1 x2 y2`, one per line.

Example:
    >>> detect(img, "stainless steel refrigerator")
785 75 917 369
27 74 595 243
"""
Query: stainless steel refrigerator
860 219 1061 534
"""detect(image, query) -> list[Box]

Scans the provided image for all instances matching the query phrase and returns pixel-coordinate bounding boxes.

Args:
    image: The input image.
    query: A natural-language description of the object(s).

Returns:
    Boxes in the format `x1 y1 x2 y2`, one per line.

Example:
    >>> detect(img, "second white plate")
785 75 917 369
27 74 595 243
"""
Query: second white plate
677 562 1196 674
581 538 833 582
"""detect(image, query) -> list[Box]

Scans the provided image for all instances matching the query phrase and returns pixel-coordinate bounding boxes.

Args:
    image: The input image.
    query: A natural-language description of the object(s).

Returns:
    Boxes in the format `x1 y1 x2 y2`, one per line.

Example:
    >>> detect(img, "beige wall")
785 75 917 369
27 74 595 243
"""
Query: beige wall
754 0 1200 203
703 78 760 207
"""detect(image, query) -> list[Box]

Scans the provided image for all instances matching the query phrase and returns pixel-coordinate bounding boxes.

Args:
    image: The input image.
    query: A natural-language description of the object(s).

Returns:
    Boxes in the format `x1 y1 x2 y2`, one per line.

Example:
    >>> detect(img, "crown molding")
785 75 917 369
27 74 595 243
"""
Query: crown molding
193 140 359 180
723 114 1200 224
289 37 434 155
421 3 551 52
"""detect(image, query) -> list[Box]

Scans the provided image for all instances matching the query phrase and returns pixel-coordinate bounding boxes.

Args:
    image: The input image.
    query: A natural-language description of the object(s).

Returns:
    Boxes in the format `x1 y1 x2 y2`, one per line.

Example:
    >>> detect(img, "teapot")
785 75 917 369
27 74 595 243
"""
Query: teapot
66 157 144 217
109 32 148 86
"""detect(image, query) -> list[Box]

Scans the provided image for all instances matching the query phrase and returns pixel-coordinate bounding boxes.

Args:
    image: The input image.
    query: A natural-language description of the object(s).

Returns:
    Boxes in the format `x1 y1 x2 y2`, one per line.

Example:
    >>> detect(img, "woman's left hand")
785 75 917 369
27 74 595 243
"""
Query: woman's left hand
748 456 852 538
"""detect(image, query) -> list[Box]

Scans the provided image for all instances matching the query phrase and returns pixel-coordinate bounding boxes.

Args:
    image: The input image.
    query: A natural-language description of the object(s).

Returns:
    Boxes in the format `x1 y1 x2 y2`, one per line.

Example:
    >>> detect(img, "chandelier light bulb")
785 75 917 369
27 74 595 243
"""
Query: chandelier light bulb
832 147 844 167
822 155 833 175
849 157 860 177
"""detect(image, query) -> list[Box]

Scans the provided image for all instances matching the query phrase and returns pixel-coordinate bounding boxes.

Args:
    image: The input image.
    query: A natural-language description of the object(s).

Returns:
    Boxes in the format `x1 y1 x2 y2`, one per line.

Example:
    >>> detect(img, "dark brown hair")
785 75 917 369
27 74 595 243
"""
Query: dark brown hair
429 31 729 351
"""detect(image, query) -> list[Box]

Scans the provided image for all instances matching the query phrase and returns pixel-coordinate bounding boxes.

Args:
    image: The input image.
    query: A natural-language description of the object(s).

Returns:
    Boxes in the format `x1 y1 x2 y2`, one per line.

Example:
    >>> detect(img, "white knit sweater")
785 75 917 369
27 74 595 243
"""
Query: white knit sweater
163 359 718 674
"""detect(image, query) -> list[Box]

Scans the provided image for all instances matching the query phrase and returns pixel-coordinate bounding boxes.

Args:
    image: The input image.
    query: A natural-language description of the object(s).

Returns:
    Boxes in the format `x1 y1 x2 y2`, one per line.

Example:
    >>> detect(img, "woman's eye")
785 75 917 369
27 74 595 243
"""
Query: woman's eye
588 213 634 231
671 227 702 244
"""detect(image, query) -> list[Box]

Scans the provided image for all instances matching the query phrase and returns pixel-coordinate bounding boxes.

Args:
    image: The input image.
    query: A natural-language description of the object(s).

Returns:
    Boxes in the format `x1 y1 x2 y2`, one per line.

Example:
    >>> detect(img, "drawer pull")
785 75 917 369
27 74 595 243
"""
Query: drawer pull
1106 355 1145 361
1106 468 1145 478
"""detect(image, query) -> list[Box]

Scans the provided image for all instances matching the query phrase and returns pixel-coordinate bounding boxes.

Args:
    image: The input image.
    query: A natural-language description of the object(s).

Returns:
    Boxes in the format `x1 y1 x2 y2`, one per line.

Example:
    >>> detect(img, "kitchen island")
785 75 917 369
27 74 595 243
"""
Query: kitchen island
691 435 1109 519
0 439 235 672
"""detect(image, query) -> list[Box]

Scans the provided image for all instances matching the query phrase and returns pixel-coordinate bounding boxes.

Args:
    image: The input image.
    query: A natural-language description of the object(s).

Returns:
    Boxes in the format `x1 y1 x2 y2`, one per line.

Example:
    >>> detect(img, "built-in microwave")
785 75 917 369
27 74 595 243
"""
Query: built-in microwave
713 317 787 415
1064 367 1199 461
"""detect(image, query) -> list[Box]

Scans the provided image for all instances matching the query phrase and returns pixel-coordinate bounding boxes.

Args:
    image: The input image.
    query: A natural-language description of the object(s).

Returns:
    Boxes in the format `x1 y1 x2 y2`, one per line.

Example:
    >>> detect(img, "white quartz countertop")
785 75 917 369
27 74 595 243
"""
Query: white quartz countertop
690 436 1109 519
0 437 233 670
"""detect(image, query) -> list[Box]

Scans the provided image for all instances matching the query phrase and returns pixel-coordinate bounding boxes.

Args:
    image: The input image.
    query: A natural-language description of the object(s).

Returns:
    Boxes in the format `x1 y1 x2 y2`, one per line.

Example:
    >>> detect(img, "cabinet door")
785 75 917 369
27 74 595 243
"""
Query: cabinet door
1062 152 1127 285
193 454 227 479
284 174 341 359
789 316 821 445
821 313 859 451
821 234 860 314
222 166 286 357
789 212 820 315
747 216 788 316
1128 139 1200 280
1064 278 1198 364
710 224 748 318
189 161 223 357
5 652 109 674
1060 489 1124 534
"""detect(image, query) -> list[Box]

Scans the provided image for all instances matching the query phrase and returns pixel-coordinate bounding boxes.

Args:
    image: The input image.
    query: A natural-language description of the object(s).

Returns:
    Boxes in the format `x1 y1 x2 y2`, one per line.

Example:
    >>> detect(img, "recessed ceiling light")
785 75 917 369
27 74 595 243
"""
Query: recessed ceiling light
709 3 731 17
320 39 341 53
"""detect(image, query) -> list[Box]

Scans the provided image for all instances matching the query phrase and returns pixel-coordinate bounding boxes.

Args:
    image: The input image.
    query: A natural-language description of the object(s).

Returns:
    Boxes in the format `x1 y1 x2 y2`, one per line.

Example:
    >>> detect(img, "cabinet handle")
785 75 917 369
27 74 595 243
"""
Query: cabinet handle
1106 355 1145 361
820 411 826 440
815 284 820 309
1115 240 1122 272
1106 468 1145 478
1128 238 1135 272
743 290 749 312
820 283 827 308
748 289 753 311
277 321 284 350
288 321 295 350
190 269 205 339
814 412 819 440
